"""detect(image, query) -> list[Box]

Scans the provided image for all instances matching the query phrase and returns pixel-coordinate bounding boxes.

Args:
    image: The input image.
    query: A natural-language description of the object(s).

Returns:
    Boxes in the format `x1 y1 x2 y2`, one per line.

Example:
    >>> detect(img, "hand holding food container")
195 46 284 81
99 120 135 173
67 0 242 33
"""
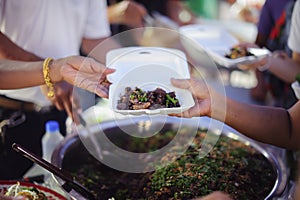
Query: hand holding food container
179 24 270 68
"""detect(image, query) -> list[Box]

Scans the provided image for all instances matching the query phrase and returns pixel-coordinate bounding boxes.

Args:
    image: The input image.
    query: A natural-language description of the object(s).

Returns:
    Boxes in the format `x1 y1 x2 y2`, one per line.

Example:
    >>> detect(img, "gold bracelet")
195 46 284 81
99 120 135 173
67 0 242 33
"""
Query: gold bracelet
42 57 55 97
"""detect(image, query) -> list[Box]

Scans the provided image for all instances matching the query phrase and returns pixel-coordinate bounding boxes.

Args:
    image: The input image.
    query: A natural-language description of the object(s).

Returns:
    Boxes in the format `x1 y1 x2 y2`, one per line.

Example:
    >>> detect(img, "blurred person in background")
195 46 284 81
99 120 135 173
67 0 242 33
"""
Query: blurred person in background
229 0 300 185
186 0 262 22
0 0 117 179
185 0 219 20
107 0 197 35
127 0 196 26
162 0 197 26
106 0 148 47
107 0 148 31
248 0 296 107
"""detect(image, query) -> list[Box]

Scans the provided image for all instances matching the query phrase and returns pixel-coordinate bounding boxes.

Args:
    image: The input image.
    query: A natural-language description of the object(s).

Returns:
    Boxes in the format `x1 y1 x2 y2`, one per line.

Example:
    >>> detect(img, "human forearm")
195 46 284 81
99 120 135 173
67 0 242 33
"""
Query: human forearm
172 78 300 149
0 58 66 89
0 60 45 88
0 56 115 97
224 97 294 149
207 89 293 148
0 32 42 61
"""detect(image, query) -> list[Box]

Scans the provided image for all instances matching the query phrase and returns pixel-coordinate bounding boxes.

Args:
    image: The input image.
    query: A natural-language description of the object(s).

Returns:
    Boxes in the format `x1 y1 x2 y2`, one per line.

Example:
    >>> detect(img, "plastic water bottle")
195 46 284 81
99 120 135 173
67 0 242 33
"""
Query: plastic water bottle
42 120 64 162
24 121 64 178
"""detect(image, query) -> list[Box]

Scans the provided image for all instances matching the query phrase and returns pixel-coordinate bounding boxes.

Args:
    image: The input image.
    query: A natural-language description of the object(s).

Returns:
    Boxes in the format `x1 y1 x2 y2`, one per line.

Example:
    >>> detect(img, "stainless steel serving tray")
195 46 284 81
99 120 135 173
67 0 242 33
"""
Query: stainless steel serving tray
52 116 288 200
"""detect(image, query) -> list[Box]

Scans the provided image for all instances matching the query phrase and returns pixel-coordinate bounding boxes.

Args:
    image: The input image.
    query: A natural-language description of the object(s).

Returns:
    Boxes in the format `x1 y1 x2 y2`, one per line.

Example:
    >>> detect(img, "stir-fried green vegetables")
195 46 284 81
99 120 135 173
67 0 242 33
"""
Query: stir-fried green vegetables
117 87 181 110
71 130 276 200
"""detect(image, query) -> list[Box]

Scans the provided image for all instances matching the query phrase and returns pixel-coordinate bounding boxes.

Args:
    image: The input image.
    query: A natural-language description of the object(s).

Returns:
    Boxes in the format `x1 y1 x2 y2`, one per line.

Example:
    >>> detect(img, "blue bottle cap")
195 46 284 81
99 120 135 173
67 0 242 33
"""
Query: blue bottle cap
45 121 59 133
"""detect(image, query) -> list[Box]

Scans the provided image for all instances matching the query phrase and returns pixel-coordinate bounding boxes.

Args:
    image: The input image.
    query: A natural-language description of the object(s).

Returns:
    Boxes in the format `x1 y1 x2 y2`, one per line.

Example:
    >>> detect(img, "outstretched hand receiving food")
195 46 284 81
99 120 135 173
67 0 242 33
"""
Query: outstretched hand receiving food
238 50 290 75
230 43 269 71
170 78 226 121
231 43 290 73
171 74 300 149
170 78 210 118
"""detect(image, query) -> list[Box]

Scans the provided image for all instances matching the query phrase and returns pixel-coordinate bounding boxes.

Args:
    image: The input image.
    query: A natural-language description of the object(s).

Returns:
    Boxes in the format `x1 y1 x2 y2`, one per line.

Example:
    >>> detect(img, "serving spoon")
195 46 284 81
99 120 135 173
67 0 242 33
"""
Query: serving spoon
12 143 97 200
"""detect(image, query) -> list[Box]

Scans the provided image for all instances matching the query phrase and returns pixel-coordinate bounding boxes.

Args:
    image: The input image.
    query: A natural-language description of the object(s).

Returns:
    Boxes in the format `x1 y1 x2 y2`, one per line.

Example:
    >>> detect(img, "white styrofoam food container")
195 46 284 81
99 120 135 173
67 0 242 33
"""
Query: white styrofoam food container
107 47 195 115
179 24 269 68
292 81 300 99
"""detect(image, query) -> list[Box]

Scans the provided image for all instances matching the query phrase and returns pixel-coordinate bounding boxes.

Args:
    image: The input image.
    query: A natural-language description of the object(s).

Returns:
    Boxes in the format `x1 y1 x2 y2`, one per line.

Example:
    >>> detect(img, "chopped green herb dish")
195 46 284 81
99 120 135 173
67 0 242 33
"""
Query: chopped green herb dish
117 87 180 110
71 130 276 200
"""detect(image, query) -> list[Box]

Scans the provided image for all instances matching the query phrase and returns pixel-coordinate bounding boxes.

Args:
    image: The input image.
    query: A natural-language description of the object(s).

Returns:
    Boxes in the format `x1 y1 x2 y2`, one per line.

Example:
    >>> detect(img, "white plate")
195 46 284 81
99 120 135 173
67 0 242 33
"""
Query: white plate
106 47 194 115
179 24 269 68
0 180 67 200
